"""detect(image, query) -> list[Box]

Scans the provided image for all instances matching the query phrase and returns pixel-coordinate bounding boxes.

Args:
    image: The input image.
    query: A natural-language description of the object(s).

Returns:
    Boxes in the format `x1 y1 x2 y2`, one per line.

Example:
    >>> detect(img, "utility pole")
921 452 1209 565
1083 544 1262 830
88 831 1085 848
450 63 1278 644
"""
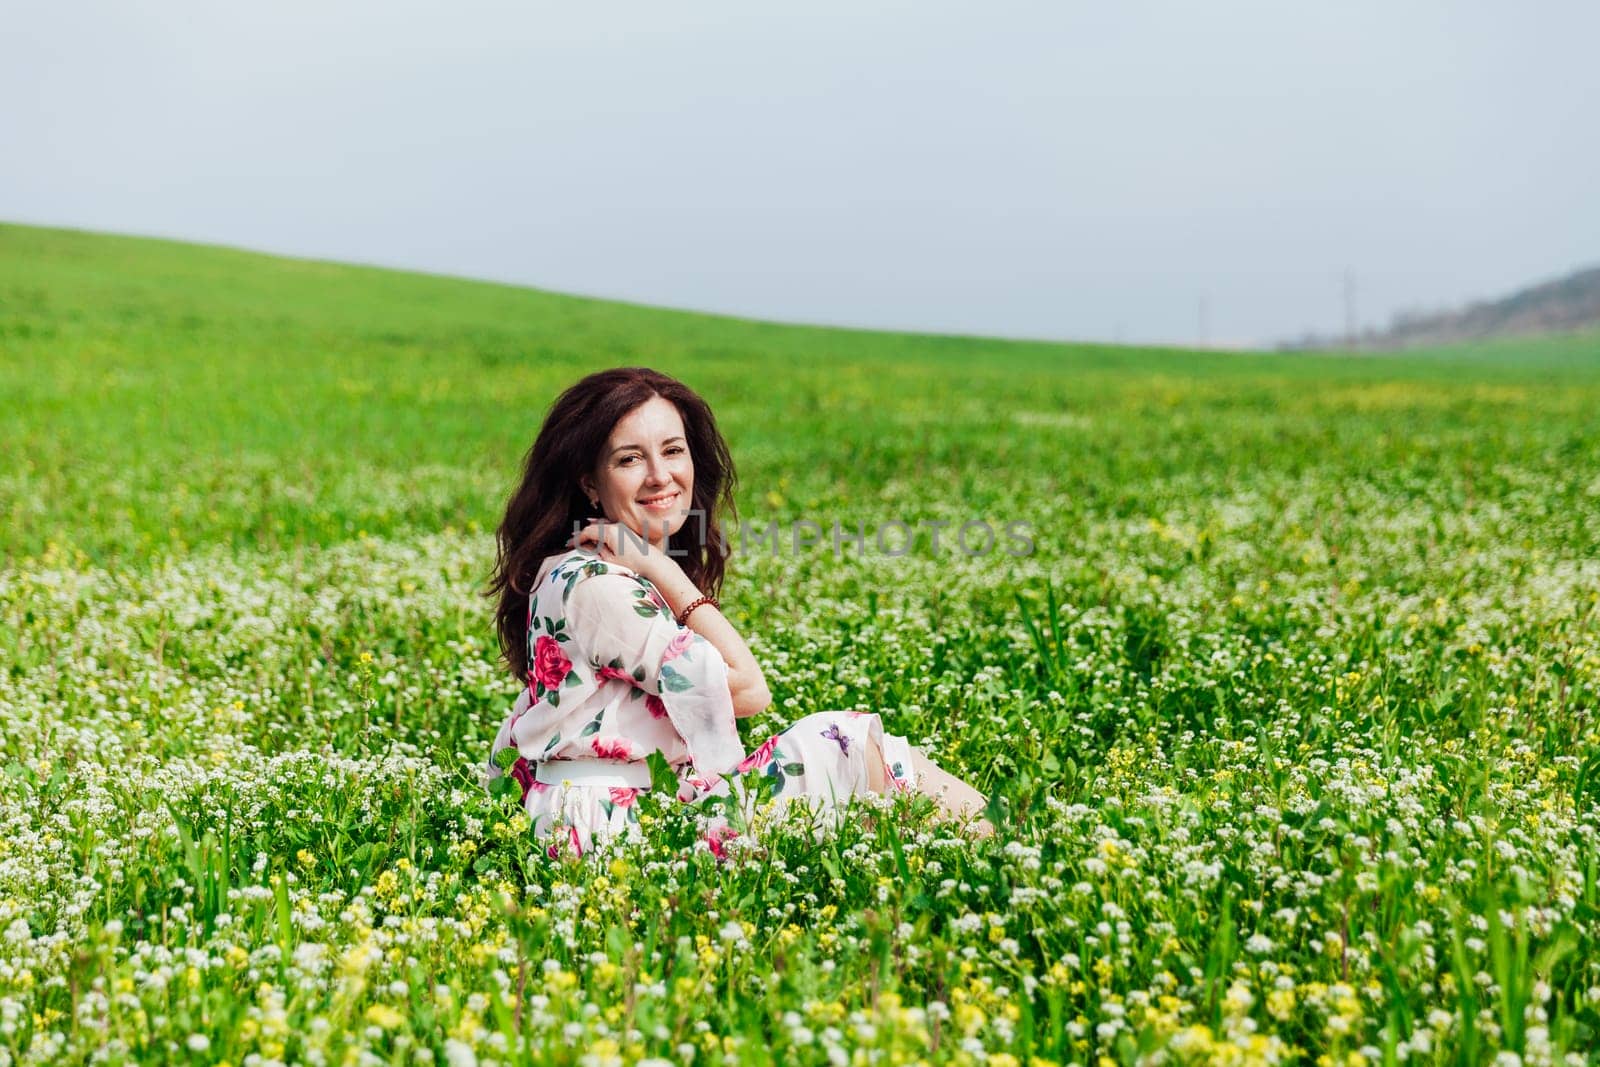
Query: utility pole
1343 268 1358 350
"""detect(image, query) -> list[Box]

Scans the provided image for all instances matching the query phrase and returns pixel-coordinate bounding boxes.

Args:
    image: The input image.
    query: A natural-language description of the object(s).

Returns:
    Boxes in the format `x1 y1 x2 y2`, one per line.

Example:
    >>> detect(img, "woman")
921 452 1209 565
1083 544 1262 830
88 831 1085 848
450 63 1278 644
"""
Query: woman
482 367 990 857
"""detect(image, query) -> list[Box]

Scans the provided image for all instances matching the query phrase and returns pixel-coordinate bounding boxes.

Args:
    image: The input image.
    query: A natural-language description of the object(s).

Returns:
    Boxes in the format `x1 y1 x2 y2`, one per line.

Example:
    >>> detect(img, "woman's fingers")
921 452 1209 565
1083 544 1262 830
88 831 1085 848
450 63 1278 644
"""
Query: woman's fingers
568 521 620 558
569 520 656 567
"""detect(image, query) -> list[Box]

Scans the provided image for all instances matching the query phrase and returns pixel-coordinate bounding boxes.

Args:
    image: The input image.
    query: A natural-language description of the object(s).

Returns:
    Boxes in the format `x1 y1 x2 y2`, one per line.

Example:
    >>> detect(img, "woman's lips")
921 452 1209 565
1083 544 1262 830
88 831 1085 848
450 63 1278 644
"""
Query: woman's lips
639 491 679 510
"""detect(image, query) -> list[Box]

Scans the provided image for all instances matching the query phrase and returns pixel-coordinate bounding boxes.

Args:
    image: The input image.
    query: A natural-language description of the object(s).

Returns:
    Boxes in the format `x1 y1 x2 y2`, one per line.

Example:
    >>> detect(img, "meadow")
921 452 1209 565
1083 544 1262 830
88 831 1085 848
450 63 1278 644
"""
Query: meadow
2 221 1600 1066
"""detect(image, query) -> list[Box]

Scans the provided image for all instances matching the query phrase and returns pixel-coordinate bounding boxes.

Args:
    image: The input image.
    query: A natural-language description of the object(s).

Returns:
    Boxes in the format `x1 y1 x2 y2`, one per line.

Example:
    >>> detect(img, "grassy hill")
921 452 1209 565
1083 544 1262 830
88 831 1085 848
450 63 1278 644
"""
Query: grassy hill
3 222 1600 1063
5 221 1598 566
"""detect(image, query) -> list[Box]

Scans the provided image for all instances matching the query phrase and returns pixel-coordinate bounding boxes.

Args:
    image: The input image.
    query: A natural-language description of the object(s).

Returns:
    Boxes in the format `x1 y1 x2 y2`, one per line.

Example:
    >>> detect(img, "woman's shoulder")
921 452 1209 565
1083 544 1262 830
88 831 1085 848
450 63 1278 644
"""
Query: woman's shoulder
537 549 647 601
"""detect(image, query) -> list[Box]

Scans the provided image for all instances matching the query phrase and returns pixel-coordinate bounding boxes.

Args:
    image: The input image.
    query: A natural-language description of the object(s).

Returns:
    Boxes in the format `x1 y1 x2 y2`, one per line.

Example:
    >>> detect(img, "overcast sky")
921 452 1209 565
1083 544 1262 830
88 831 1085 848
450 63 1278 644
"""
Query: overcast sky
4 1 1597 348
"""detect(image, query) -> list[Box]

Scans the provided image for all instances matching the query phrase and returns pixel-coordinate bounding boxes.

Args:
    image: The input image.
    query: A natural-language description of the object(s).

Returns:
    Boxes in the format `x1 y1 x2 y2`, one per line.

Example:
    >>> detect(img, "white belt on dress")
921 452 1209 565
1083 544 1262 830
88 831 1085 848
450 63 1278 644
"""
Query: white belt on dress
535 759 652 790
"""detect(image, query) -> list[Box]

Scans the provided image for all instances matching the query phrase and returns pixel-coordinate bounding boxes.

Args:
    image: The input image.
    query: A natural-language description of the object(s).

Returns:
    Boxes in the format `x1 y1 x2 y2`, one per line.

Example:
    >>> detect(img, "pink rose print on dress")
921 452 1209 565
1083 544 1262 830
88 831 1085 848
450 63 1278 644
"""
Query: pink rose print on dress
661 629 694 664
677 773 718 802
510 756 534 798
533 635 573 690
609 787 640 807
509 757 549 801
597 665 634 684
644 694 668 719
705 822 739 861
591 737 635 761
547 825 584 860
735 735 780 774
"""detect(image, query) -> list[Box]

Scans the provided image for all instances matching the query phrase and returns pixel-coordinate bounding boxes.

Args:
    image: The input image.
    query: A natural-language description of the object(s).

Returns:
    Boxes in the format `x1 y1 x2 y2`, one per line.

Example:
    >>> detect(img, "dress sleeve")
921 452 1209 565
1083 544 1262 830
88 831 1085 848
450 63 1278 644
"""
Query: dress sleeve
565 572 747 777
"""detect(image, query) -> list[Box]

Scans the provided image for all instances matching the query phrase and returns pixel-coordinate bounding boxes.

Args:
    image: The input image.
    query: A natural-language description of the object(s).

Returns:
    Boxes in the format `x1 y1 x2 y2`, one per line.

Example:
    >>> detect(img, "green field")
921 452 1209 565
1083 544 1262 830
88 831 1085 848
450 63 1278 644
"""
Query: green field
3 221 1600 1065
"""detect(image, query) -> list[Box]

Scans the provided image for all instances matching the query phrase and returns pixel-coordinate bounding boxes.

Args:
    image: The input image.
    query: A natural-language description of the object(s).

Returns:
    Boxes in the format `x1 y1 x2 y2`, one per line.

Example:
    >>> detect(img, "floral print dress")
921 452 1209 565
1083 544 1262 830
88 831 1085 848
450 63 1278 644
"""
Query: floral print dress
482 549 918 856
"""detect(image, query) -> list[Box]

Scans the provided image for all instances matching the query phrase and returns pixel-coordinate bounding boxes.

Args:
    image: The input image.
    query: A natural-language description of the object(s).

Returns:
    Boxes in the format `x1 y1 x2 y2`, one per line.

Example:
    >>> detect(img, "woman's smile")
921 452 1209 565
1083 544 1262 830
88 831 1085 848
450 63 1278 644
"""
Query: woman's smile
639 490 680 511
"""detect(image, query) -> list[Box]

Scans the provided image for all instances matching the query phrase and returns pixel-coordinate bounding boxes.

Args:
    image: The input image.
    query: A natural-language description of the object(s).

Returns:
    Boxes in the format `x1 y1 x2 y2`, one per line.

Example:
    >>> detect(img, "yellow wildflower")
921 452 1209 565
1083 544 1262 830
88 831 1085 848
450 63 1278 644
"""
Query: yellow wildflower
364 1004 404 1029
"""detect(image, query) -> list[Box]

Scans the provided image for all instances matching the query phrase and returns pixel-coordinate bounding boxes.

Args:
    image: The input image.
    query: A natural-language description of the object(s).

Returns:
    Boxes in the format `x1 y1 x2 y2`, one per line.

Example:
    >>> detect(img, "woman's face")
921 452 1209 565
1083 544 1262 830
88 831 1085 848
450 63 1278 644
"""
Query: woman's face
581 395 695 550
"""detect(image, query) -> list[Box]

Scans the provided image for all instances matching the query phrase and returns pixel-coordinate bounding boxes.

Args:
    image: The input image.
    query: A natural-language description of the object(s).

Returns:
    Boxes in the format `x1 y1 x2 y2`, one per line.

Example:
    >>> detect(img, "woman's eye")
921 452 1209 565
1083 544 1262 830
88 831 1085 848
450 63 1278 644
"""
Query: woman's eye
618 448 682 465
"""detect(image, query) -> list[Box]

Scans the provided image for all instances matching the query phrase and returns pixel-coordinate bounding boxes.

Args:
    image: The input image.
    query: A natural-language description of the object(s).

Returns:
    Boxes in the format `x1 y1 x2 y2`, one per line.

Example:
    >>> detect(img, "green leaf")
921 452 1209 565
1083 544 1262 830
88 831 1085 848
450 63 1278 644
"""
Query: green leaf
489 776 520 801
820 851 843 882
492 747 520 771
579 714 603 737
984 789 1009 830
886 822 910 883
647 751 677 795
273 870 293 948
634 604 658 618
564 671 582 687
661 666 692 693
782 762 805 777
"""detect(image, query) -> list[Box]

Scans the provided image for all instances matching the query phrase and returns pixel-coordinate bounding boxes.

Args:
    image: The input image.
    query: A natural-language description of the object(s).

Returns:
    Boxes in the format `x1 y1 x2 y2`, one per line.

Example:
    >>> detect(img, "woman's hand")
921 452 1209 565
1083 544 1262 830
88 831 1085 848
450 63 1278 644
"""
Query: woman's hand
573 521 772 719
568 520 679 584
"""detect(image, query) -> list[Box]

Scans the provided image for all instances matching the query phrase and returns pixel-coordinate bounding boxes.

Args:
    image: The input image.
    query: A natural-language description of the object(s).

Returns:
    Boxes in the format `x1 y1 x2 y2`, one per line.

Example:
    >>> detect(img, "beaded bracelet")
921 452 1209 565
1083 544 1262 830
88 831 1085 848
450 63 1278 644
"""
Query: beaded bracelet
676 594 719 627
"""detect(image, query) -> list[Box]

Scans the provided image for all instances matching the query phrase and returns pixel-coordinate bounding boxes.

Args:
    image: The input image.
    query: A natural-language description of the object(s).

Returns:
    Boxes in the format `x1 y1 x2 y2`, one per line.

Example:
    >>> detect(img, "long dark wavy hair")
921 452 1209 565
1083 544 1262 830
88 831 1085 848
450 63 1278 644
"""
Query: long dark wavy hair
488 367 737 682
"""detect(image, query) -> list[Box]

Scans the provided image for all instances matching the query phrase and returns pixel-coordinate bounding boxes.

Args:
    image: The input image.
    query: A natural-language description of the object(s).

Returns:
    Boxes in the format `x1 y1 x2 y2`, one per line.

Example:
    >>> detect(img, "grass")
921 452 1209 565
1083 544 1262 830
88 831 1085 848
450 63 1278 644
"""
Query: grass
2 220 1599 1065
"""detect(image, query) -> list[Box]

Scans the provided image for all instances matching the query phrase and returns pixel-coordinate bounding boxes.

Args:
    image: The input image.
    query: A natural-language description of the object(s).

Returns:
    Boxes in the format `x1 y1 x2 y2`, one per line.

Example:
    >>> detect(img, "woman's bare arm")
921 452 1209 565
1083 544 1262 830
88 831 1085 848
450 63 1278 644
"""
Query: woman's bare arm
567 524 772 718
641 559 772 718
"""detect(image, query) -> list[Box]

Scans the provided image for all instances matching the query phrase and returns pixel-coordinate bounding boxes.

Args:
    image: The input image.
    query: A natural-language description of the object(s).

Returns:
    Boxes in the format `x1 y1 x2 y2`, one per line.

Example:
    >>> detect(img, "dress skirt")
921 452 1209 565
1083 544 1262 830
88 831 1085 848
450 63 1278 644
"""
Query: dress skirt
489 710 918 858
